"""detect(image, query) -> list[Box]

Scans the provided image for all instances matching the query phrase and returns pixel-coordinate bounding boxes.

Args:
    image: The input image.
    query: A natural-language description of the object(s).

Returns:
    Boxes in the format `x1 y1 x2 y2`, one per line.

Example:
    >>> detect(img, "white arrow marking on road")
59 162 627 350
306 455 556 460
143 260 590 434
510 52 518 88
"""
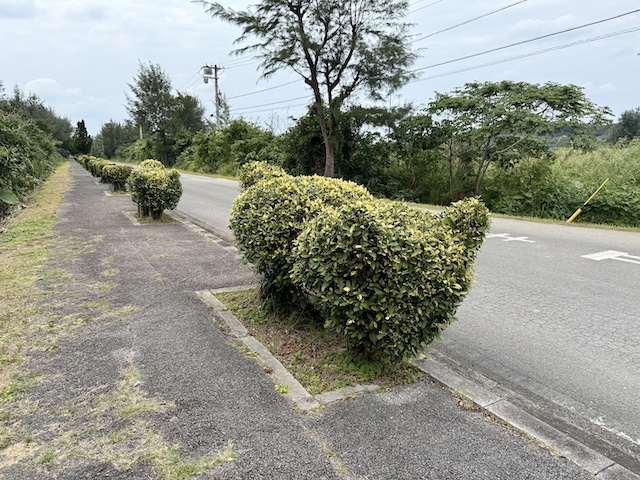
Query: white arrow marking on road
486 233 535 243
581 250 640 265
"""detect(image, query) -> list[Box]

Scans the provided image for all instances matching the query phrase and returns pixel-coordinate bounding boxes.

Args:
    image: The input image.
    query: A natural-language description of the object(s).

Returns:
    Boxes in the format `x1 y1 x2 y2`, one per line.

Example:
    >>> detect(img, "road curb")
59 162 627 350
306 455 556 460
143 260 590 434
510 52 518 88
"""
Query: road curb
197 287 379 412
413 357 640 480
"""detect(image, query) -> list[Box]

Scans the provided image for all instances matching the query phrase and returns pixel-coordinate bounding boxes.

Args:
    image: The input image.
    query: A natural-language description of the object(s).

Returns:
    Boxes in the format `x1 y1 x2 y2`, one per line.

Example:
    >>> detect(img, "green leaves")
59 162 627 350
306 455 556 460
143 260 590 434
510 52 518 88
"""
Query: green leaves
290 196 489 360
238 161 288 190
427 80 612 197
0 188 19 205
231 164 490 360
230 164 373 294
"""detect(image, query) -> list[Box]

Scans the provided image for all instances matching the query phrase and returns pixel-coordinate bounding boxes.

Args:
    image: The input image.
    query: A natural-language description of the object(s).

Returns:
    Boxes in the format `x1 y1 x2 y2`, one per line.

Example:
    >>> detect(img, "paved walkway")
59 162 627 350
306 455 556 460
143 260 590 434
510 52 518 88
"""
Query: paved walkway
1 161 600 479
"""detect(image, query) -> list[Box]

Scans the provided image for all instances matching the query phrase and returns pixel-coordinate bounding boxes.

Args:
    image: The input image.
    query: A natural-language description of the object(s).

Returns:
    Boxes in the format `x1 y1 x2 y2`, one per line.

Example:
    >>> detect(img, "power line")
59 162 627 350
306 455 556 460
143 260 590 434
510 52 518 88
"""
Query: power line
228 80 300 100
182 76 205 93
221 56 255 67
412 0 528 43
409 0 445 14
234 102 310 116
177 70 202 91
413 8 640 72
223 60 260 69
411 26 640 83
231 95 310 112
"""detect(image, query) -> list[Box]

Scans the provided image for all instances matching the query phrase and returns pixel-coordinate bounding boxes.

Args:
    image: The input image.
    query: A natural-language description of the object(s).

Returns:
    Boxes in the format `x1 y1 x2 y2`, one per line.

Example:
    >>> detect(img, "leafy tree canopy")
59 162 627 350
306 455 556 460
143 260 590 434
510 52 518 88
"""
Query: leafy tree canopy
70 119 92 155
610 107 640 143
126 61 174 136
427 80 612 196
195 0 417 177
125 61 206 165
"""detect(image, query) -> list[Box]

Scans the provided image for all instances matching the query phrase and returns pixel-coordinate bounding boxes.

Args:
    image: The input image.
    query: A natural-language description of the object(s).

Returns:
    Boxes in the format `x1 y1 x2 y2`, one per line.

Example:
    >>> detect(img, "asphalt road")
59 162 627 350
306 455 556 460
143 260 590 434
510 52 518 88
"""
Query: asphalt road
433 217 640 470
176 172 239 239
175 172 640 470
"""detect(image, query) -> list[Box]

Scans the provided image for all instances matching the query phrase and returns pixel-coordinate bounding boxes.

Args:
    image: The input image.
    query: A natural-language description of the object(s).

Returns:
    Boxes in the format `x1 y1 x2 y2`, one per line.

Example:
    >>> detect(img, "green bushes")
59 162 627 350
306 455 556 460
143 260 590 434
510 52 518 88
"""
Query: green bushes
76 155 181 219
238 160 288 190
231 162 489 359
86 157 114 179
128 161 182 219
482 142 640 226
291 198 488 359
101 165 133 191
230 174 373 294
1 110 63 220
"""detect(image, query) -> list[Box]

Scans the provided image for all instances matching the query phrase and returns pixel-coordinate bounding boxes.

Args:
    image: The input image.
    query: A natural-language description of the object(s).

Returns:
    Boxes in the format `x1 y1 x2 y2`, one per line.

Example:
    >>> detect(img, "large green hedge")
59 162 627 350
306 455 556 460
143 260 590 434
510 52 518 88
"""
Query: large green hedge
291 198 489 359
238 160 289 190
1 110 63 219
230 162 490 359
101 165 133 191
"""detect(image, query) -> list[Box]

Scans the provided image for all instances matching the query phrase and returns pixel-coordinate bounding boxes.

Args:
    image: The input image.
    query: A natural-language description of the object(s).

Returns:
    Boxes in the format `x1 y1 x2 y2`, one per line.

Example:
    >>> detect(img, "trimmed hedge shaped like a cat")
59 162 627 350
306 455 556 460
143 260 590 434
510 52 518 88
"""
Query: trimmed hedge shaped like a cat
230 162 489 359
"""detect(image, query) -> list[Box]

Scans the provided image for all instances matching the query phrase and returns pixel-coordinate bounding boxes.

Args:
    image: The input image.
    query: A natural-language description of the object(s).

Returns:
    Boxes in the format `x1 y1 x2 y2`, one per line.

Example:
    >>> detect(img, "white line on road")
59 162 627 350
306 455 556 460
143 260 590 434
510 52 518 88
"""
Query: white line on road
486 233 536 243
581 250 640 265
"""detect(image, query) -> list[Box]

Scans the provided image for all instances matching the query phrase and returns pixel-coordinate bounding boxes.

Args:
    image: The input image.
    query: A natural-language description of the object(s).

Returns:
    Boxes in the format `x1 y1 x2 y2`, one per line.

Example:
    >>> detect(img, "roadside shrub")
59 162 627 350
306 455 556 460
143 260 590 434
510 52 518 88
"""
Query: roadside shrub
437 197 491 253
76 155 92 168
581 184 640 227
128 163 182 219
238 161 289 190
87 158 114 179
101 165 133 192
230 174 374 296
139 159 165 171
290 197 489 360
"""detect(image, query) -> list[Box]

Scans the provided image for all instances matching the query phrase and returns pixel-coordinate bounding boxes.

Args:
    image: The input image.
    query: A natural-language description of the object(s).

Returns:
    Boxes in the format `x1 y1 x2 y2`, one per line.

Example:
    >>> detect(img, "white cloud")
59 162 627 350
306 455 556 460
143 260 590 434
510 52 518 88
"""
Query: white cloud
582 82 617 94
0 0 37 18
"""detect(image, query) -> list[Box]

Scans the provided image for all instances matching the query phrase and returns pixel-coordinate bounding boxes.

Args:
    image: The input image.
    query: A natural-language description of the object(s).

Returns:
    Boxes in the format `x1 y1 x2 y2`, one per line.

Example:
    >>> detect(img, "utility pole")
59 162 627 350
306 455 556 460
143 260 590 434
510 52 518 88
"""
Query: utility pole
202 64 223 129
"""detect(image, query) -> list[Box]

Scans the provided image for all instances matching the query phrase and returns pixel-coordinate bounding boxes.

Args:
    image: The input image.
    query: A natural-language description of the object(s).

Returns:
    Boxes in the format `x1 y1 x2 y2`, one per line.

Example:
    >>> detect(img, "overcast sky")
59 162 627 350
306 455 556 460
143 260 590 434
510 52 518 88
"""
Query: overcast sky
1 0 639 135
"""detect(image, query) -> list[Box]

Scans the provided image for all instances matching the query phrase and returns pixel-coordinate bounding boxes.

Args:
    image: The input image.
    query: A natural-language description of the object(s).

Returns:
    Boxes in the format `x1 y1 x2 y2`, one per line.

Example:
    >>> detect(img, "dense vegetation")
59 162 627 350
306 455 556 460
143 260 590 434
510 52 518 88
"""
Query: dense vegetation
0 80 81 221
88 61 640 228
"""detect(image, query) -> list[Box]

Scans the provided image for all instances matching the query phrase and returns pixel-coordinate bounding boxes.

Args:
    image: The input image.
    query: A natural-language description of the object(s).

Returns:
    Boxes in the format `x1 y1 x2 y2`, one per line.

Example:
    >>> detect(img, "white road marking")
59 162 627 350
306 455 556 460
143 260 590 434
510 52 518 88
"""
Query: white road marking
486 233 536 243
581 250 640 265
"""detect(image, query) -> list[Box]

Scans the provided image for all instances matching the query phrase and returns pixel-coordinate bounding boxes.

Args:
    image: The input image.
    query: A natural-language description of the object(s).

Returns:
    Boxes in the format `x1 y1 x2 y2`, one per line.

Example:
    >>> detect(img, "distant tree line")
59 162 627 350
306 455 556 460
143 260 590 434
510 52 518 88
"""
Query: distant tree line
92 57 639 227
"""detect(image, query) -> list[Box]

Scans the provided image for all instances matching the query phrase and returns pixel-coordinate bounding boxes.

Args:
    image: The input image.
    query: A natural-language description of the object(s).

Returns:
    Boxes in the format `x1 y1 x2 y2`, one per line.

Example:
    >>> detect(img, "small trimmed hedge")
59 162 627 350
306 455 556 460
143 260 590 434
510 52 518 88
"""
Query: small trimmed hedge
238 161 289 190
101 165 133 191
230 174 374 294
291 198 489 359
128 161 182 219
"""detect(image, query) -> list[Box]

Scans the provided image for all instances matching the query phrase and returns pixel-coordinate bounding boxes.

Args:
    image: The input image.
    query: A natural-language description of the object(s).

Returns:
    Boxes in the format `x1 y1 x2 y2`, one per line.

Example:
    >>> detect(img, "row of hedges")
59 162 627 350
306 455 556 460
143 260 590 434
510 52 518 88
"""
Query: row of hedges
232 162 490 360
76 156 182 219
76 155 129 188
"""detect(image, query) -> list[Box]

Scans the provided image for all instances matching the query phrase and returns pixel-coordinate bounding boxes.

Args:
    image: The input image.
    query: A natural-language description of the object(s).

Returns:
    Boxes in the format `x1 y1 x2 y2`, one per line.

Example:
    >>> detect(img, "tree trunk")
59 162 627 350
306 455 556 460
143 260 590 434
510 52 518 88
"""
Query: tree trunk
313 100 335 178
323 138 335 178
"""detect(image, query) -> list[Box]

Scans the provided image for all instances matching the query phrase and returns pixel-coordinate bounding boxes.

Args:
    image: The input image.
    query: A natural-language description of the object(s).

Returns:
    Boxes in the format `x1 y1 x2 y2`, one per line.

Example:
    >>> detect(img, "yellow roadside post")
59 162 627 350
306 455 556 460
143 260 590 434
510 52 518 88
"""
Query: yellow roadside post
566 178 609 223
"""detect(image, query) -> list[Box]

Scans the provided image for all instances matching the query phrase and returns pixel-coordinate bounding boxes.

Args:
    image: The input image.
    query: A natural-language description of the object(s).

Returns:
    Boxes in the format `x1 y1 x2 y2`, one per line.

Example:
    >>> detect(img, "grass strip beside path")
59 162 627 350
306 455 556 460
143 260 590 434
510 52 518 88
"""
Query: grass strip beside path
215 288 424 395
0 162 71 400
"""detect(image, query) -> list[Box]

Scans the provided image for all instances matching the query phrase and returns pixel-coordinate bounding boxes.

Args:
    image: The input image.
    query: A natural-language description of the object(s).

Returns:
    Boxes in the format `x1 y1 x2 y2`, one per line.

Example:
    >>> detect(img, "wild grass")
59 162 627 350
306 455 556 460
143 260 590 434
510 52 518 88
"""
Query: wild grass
483 141 640 227
0 162 70 399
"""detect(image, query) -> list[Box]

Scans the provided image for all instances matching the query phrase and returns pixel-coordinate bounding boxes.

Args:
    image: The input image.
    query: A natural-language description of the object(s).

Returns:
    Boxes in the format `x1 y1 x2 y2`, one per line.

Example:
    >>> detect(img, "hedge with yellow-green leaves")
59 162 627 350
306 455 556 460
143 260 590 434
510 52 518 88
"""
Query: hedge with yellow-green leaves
230 174 374 294
128 161 182 219
238 160 289 190
101 165 133 191
290 197 489 359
